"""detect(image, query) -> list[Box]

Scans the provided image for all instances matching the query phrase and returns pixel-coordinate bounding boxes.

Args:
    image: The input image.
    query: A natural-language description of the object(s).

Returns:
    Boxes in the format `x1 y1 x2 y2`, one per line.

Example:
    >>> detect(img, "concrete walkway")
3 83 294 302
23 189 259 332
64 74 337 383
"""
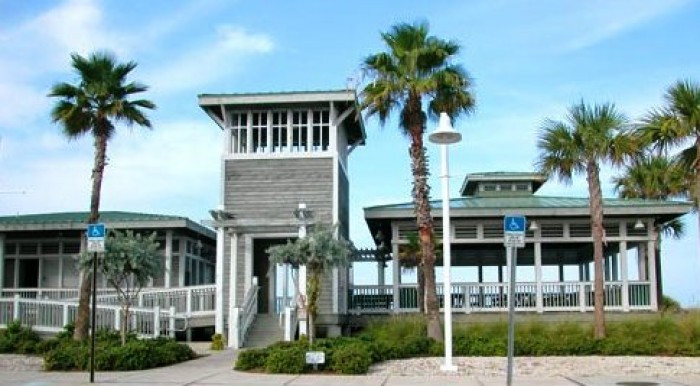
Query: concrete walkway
2 351 700 386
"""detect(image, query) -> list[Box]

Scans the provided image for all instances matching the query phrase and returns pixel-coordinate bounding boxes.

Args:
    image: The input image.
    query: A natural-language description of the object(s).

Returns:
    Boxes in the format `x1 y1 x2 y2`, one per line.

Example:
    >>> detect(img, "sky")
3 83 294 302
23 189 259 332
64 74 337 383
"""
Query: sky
1 0 699 305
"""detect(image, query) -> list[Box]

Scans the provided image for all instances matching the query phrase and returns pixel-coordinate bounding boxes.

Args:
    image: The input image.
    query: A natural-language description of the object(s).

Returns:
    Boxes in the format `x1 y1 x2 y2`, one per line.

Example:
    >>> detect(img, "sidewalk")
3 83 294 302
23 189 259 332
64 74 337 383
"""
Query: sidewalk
1 351 699 386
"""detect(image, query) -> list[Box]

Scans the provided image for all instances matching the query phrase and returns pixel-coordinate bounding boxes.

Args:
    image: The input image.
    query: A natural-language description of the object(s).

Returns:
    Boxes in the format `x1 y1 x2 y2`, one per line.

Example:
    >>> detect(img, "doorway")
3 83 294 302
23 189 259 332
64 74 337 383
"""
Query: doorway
252 238 288 314
18 259 39 288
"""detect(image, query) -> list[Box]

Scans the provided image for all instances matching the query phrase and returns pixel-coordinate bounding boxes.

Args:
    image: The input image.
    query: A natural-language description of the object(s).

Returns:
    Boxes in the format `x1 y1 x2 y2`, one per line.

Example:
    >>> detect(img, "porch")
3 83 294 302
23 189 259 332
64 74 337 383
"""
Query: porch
348 280 653 313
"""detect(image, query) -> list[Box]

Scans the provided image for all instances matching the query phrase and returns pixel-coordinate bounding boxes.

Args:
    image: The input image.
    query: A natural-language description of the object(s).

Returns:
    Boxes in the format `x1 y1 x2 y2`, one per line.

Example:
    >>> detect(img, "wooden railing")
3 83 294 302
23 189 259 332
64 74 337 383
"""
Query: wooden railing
348 281 653 313
231 277 259 349
0 295 177 338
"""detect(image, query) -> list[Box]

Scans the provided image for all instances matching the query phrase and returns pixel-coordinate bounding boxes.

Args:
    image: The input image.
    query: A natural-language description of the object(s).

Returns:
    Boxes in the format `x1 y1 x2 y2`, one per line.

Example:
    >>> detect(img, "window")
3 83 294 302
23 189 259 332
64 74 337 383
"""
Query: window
515 183 529 191
251 112 268 153
483 184 496 192
272 112 288 152
499 184 513 191
230 113 248 153
312 110 330 151
291 111 308 152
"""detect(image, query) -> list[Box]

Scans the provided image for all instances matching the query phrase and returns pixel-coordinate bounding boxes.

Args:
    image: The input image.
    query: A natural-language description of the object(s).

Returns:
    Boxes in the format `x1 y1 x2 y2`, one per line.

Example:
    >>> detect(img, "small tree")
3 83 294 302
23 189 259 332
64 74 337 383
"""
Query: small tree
267 226 350 344
81 230 161 345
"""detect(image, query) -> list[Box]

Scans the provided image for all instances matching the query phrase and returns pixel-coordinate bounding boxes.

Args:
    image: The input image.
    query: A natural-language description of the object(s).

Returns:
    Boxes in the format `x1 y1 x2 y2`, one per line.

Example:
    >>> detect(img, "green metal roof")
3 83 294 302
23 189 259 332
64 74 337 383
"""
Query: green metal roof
366 196 692 211
0 211 186 225
0 211 215 239
460 171 547 196
198 89 356 99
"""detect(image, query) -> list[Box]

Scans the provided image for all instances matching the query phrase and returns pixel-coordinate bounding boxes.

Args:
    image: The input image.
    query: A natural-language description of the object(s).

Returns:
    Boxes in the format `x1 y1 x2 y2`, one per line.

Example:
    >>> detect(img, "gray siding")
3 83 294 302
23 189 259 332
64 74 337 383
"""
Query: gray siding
224 158 333 223
338 165 349 239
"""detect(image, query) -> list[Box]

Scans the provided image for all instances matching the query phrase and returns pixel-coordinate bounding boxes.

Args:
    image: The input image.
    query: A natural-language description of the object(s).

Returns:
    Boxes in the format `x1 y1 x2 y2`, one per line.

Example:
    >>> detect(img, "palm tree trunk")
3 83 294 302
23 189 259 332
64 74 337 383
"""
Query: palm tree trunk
405 95 442 342
586 162 606 339
417 264 425 313
74 133 108 340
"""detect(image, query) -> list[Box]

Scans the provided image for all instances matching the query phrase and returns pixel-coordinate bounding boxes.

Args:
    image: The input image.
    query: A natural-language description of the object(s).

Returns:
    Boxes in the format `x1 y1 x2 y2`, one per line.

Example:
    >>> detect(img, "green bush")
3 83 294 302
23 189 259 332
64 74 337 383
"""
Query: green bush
662 295 682 313
330 342 372 374
42 332 196 371
211 333 225 351
235 348 270 371
264 344 307 374
0 321 42 354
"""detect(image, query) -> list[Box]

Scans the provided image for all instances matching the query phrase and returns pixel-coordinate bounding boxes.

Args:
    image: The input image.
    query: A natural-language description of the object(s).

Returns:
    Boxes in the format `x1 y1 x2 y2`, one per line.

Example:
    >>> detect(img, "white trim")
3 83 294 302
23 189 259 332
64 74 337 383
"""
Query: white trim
1 234 6 289
620 240 629 312
223 152 333 161
215 228 225 334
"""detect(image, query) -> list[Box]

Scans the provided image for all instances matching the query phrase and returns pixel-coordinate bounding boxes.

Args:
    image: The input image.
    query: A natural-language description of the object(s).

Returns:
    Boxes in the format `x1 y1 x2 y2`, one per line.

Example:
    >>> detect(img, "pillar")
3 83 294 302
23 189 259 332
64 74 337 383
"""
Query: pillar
377 261 385 286
534 240 543 313
611 249 619 282
647 239 658 310
638 242 647 281
179 239 187 286
392 241 400 312
214 228 225 334
164 230 173 288
620 241 629 311
604 254 611 281
558 263 564 282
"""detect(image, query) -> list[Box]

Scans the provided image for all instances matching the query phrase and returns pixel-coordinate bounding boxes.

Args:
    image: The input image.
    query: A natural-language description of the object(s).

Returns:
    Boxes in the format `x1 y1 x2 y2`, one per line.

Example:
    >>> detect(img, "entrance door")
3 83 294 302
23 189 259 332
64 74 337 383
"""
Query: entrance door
18 259 39 288
253 238 288 314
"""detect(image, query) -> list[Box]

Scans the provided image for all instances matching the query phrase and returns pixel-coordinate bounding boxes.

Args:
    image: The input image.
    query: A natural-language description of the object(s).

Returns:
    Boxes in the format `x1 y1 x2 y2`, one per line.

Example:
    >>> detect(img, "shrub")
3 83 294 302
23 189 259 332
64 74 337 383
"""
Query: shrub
662 295 682 313
0 321 42 354
235 348 269 371
211 333 225 351
330 342 372 374
264 345 307 374
42 334 195 371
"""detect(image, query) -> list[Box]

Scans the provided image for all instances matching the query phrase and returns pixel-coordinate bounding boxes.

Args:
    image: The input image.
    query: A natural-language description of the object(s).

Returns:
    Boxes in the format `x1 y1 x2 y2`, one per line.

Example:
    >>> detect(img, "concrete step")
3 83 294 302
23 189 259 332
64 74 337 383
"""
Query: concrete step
244 313 284 348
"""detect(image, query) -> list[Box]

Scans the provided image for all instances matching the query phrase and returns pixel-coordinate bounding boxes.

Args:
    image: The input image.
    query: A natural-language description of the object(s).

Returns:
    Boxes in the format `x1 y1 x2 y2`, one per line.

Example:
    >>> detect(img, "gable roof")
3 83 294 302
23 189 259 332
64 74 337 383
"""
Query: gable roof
365 195 692 221
460 172 547 196
0 211 215 238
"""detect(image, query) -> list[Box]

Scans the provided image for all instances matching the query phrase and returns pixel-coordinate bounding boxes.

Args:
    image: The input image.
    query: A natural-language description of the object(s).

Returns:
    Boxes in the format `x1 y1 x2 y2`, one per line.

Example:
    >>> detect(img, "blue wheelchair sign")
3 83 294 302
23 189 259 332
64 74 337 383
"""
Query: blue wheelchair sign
87 223 106 239
503 216 526 234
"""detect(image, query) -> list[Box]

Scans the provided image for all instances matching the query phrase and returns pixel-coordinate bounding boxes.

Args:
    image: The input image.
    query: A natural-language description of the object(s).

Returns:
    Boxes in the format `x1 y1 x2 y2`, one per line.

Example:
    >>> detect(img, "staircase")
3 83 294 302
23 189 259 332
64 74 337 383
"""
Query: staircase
244 313 284 348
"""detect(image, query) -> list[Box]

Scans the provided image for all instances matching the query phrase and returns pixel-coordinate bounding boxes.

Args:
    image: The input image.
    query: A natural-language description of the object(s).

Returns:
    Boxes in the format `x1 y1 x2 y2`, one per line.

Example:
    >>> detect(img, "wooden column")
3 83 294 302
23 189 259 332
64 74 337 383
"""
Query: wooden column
392 241 400 312
647 234 658 310
164 230 173 288
620 241 629 311
534 240 543 313
215 228 225 334
0 234 5 290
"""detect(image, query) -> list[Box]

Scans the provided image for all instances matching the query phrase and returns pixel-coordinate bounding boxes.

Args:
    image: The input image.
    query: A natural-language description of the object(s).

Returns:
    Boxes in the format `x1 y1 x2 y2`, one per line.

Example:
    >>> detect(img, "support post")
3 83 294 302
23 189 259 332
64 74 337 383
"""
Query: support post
169 306 176 338
534 241 543 313
392 239 400 312
620 241 629 312
231 307 240 349
215 227 224 334
63 303 70 327
647 238 658 310
377 261 385 286
13 294 20 320
153 306 161 338
506 246 517 386
164 230 173 288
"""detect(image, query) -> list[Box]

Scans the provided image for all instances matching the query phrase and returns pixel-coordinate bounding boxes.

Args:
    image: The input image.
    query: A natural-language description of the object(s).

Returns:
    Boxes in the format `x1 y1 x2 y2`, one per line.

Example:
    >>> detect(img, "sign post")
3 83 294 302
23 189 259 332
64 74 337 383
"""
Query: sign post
503 215 526 386
86 223 105 383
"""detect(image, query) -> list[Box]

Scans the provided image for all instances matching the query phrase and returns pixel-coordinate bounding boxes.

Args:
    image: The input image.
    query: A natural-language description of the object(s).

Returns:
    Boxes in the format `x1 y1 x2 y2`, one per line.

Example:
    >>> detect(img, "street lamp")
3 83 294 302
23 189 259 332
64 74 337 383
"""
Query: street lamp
428 112 461 372
293 202 312 337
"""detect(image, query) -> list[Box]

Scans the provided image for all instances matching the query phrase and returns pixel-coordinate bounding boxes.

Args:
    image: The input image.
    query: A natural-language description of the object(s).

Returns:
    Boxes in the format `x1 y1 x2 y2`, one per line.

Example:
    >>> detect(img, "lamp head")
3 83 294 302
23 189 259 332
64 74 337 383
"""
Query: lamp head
428 112 462 145
634 219 645 230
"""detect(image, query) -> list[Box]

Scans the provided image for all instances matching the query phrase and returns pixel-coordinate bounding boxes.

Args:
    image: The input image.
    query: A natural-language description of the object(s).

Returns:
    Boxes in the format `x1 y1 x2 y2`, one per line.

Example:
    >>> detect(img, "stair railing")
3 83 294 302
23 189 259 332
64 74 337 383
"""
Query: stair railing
231 277 259 349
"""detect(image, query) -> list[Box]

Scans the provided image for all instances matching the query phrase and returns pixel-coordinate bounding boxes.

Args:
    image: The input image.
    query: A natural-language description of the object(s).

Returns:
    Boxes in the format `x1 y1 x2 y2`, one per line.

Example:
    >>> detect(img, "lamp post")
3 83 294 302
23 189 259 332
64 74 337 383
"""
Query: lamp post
428 112 461 372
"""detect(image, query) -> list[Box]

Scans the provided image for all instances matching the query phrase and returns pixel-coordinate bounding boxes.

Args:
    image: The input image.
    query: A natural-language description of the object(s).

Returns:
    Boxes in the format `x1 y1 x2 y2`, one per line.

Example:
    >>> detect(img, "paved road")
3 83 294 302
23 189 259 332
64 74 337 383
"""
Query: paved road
2 351 699 386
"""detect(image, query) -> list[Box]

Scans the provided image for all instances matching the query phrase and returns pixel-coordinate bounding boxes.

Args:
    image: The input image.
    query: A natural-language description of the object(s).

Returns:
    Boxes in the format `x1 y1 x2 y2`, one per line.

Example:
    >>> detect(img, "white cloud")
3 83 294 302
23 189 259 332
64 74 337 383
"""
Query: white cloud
561 0 689 52
146 25 274 95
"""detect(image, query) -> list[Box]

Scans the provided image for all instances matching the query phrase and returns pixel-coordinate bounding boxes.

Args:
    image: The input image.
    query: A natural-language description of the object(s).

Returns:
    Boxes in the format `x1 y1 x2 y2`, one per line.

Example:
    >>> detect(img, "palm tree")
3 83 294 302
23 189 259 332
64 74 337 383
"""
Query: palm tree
613 153 686 302
536 102 635 339
360 22 475 341
48 52 155 340
637 79 700 242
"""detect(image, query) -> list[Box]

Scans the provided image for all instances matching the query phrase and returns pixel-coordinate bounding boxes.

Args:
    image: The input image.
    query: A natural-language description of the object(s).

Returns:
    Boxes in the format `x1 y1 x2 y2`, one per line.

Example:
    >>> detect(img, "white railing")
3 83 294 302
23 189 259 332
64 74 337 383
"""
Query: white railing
88 285 216 316
348 281 653 313
283 306 297 341
231 277 259 349
1 288 117 300
0 295 177 338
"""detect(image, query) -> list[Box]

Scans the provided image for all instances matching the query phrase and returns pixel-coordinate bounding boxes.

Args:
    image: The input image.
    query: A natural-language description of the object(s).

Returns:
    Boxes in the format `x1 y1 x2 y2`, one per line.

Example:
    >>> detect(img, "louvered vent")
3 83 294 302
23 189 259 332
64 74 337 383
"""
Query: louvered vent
455 224 477 239
604 222 620 237
569 223 591 238
483 224 503 238
541 223 564 238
